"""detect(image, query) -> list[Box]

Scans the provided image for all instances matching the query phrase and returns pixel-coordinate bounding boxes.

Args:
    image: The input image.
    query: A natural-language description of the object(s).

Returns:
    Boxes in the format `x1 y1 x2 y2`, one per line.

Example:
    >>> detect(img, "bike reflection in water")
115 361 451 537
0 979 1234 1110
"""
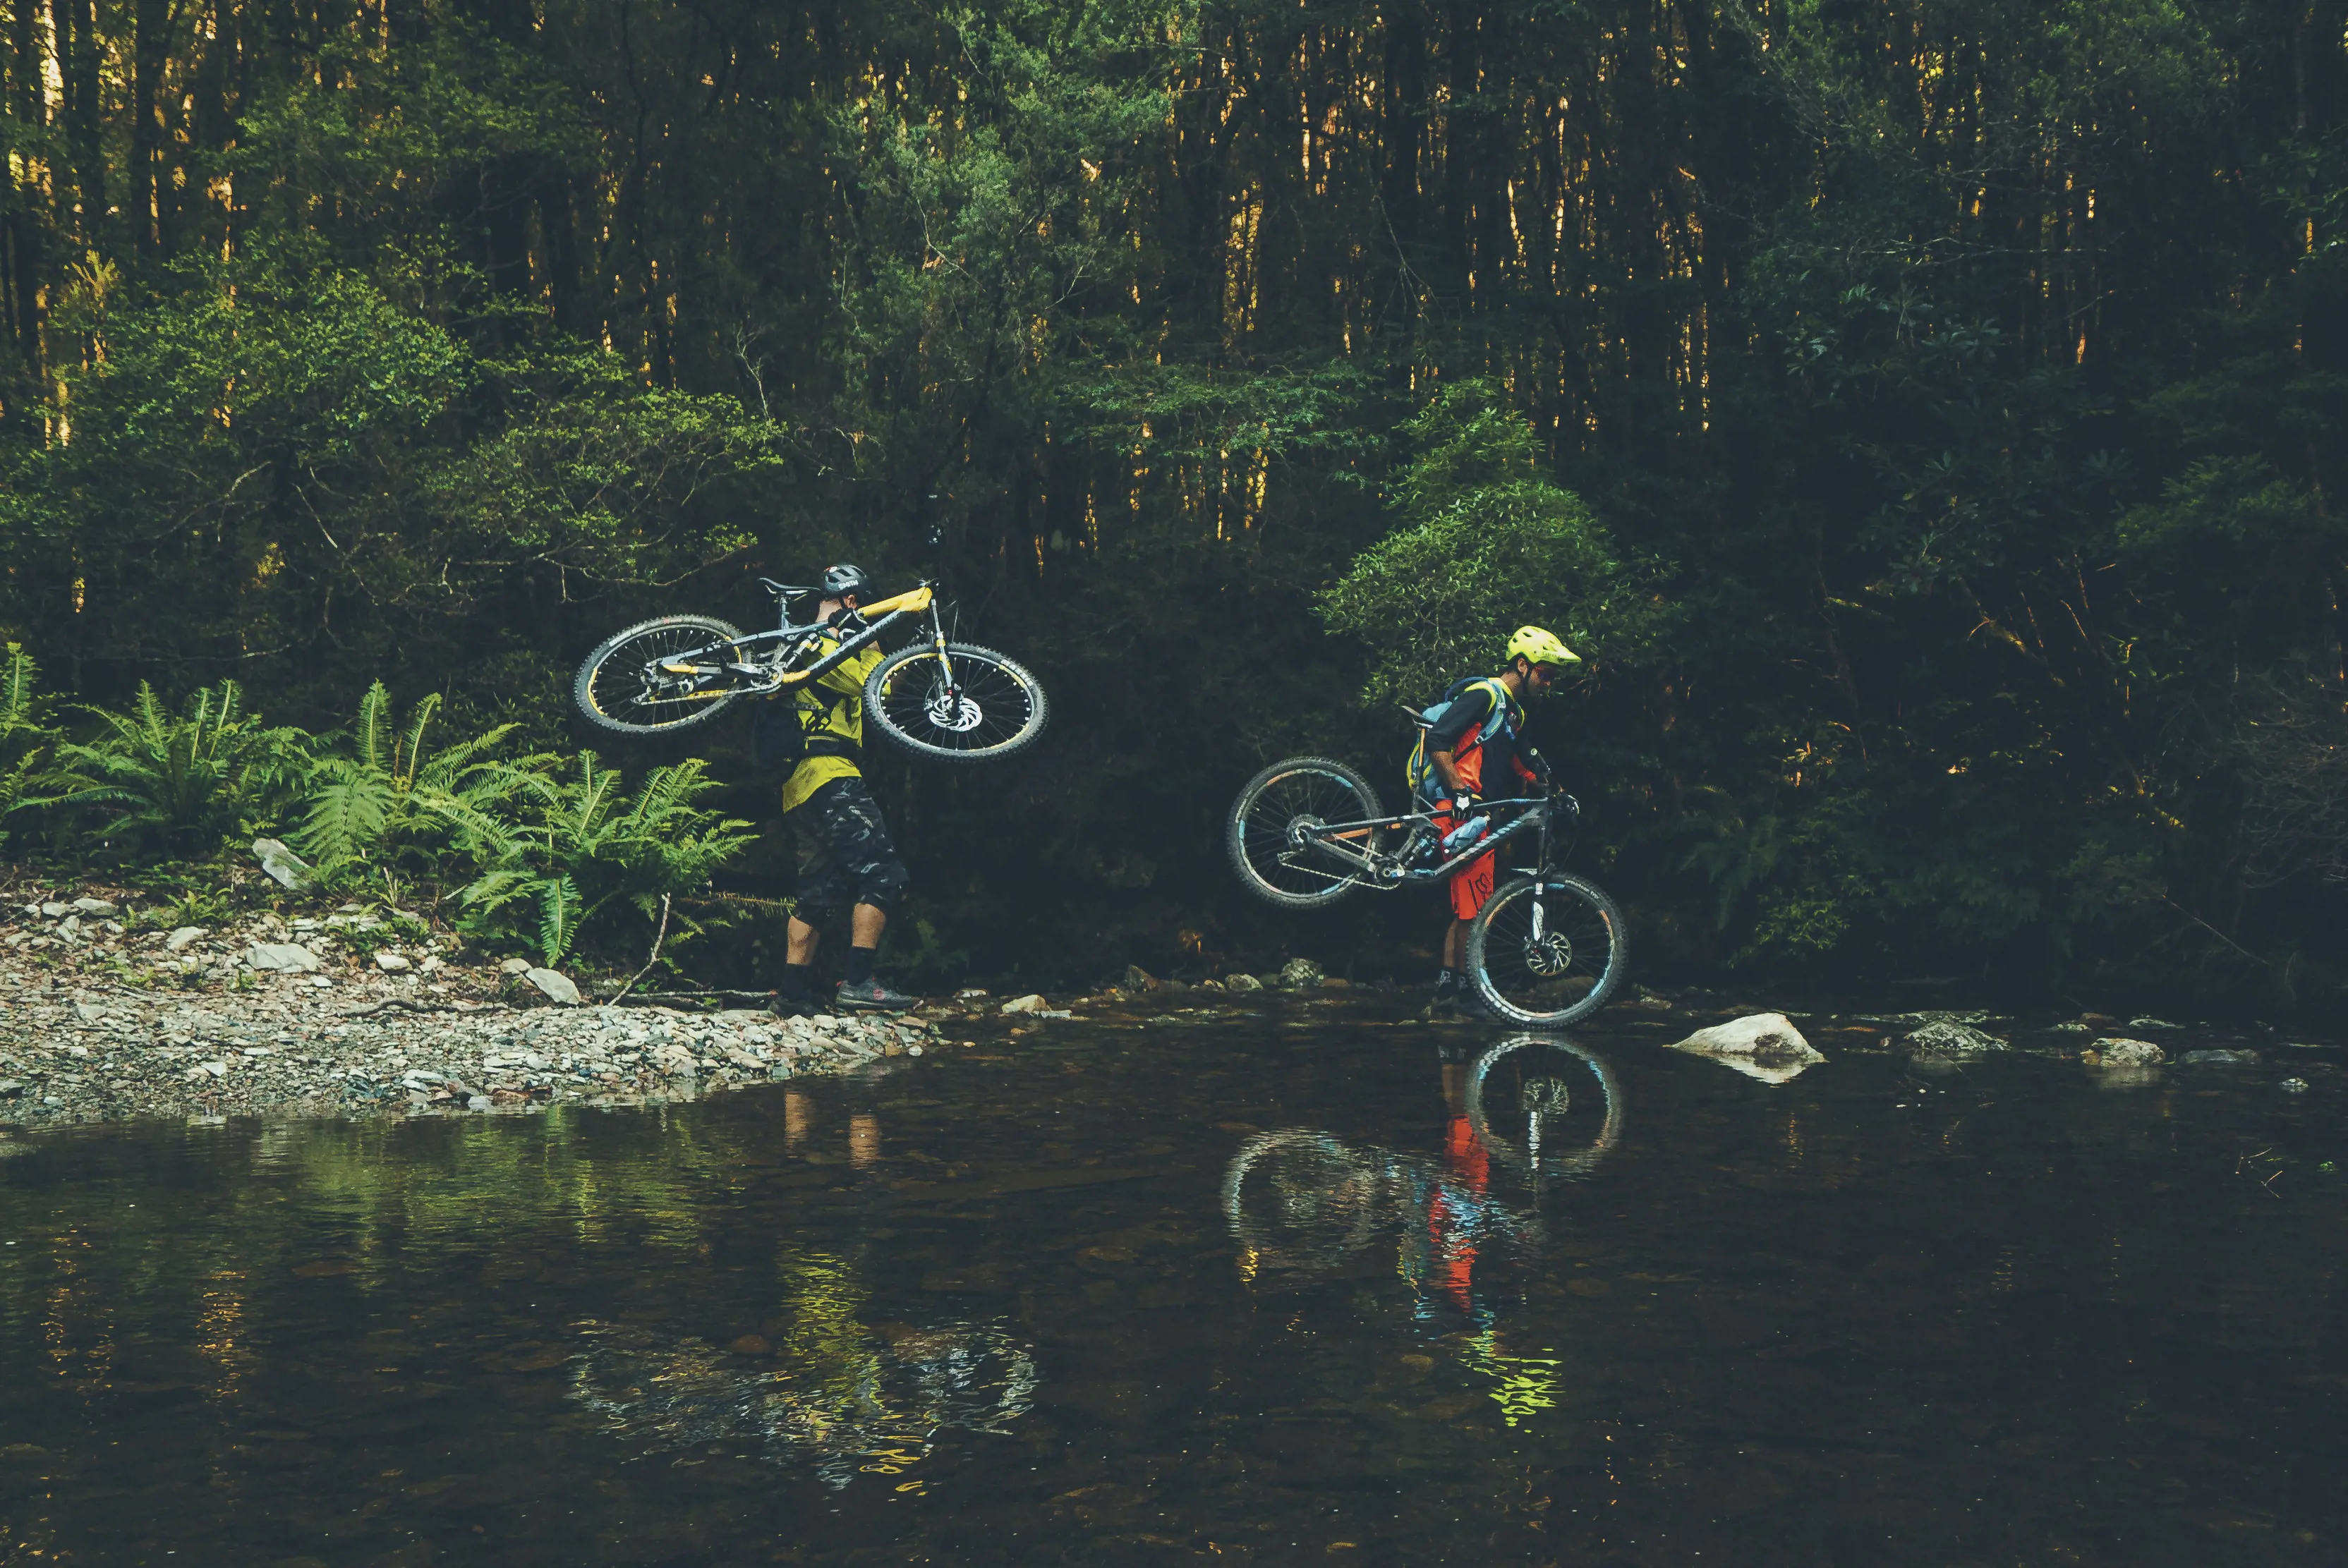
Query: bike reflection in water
1222 1036 1621 1426
569 1090 1039 1490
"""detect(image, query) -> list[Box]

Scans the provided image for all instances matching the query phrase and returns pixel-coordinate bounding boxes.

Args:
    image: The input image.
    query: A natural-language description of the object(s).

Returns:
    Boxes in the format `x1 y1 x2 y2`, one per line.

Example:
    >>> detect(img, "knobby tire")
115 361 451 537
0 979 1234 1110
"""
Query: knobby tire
1466 873 1628 1028
1226 756 1385 909
574 614 748 736
862 642 1049 762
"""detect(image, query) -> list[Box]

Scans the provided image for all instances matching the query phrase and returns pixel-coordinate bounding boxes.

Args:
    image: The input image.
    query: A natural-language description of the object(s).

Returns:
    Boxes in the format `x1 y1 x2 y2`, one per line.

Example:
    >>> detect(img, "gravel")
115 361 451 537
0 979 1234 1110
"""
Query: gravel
0 889 944 1126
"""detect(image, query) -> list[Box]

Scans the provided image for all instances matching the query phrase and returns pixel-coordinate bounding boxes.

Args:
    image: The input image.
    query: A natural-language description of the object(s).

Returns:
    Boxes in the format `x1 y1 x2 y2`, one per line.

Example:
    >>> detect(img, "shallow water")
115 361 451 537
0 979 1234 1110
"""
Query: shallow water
1 1004 2343 1564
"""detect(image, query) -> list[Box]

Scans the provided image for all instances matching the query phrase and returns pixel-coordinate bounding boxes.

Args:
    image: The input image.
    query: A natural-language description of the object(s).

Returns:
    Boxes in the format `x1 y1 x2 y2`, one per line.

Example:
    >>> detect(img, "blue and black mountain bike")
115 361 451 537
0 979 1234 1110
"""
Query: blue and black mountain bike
1226 756 1627 1026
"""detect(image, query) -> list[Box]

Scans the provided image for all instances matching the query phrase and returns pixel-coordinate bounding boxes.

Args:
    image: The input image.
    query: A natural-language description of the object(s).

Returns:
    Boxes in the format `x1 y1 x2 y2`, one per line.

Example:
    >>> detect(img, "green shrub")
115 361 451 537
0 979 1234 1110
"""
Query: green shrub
456 752 752 966
40 681 305 855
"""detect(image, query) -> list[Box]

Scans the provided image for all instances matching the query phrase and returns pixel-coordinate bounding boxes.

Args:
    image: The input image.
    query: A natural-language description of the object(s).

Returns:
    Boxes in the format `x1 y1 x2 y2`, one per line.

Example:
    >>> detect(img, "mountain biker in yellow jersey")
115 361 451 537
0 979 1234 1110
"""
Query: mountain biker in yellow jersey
756 563 916 1013
1414 626 1579 1016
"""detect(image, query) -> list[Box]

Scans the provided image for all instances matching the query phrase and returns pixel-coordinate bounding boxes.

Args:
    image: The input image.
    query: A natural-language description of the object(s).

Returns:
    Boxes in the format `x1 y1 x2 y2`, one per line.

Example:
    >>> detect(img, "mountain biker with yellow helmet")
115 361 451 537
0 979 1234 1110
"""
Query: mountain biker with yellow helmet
1416 625 1580 1016
754 563 916 1014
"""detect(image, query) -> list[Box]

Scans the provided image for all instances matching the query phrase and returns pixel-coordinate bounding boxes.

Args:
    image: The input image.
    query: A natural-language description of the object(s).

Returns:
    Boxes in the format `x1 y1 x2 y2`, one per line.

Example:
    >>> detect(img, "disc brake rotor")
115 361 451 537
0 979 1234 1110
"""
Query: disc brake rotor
924 687 986 732
1522 932 1575 978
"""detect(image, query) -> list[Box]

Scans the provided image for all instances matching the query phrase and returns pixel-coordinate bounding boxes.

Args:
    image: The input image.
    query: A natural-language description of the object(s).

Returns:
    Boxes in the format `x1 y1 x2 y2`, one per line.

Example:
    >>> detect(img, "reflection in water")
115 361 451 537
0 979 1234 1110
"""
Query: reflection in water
1222 1037 1620 1424
570 1309 1038 1488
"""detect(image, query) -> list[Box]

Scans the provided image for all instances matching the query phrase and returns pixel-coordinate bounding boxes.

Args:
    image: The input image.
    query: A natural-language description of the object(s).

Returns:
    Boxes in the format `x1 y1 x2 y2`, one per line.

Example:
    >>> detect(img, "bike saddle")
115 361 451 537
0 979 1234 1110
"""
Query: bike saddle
759 578 817 598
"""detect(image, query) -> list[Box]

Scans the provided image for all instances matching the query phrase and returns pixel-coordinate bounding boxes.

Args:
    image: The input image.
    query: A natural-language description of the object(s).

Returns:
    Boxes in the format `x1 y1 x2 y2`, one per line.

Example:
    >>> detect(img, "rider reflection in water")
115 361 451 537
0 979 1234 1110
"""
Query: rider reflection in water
1429 1045 1493 1320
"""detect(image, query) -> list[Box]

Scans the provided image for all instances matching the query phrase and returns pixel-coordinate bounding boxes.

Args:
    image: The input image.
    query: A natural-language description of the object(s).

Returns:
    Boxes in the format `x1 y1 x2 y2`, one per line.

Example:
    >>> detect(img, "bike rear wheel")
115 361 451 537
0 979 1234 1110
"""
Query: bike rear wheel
574 615 748 736
863 642 1049 761
1466 873 1628 1027
1226 756 1385 908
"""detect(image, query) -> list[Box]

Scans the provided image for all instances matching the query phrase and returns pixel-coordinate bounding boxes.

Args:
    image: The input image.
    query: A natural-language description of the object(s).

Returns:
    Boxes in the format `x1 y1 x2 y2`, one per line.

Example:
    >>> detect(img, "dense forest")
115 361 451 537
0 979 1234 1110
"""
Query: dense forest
3 0 2346 1004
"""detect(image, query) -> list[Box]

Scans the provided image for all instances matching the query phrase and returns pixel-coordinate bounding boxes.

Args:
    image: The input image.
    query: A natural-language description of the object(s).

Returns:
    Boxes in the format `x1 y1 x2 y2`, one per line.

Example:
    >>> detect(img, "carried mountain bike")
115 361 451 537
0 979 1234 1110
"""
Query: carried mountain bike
1226 757 1627 1026
574 578 1047 761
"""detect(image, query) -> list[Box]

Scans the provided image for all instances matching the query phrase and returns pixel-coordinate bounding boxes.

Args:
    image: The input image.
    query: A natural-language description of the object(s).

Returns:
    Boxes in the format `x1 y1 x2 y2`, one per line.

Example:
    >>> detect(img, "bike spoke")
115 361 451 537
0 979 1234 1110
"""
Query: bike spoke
1237 768 1375 899
873 652 1038 754
588 626 734 720
1479 882 1618 1020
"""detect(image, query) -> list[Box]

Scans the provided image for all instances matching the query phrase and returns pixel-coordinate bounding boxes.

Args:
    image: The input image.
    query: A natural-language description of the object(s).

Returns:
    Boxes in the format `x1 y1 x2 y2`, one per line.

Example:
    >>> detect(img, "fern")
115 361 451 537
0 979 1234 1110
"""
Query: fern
0 645 55 850
457 750 752 966
40 680 305 853
292 680 540 885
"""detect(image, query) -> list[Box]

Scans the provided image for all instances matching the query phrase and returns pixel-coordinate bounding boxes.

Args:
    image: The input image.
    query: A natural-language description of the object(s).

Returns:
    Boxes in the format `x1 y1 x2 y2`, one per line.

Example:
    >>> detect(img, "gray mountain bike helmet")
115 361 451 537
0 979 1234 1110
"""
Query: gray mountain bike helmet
821 562 871 600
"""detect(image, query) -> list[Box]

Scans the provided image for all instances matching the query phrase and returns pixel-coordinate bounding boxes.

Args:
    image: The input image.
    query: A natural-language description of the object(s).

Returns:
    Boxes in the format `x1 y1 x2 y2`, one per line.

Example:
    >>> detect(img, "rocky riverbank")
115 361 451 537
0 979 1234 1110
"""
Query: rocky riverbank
0 887 945 1127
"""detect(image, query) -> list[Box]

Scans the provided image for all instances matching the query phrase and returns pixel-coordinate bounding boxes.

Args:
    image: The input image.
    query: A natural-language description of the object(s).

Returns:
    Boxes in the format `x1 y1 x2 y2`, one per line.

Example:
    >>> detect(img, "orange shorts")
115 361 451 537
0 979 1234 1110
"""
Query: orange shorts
1436 803 1497 920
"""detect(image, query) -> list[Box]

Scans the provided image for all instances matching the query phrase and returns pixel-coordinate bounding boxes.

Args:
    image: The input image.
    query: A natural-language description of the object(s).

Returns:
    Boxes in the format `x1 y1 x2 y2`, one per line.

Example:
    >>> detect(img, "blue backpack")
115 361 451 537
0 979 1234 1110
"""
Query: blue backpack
1405 676 1515 804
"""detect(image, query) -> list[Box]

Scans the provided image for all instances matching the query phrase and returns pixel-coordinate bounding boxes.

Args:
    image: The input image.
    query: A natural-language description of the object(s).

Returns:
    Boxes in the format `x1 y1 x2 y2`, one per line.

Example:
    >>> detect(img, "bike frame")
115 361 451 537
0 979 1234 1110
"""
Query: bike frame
648 581 955 698
1283 784 1579 892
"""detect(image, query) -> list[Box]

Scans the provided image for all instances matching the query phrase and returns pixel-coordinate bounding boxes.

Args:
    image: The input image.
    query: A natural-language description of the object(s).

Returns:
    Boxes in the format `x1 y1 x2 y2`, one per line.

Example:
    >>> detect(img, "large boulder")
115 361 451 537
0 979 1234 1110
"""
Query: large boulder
1667 1013 1824 1085
2091 1037 2166 1067
1223 973 1264 992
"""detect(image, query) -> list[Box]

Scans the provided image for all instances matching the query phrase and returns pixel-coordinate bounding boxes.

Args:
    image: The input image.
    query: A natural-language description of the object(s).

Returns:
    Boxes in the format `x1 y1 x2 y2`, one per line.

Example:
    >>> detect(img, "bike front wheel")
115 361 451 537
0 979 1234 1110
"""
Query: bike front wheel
863 643 1049 761
1466 873 1628 1027
1226 756 1385 908
574 614 748 736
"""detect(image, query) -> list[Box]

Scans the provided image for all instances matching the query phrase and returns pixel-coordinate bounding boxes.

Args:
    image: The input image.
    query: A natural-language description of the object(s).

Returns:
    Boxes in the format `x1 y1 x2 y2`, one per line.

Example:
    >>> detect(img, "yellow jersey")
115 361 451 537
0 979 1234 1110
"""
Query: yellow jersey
777 637 884 812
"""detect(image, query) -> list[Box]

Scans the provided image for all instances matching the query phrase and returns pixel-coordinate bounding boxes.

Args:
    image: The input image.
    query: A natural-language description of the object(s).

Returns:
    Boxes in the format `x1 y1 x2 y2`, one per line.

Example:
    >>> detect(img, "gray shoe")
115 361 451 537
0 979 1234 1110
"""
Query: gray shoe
835 978 918 1012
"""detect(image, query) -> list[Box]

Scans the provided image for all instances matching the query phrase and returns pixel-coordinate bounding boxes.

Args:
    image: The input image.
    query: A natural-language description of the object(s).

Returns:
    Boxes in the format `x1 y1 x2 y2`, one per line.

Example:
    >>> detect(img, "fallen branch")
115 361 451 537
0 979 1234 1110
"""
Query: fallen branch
337 997 498 1019
611 894 672 1004
600 988 780 1009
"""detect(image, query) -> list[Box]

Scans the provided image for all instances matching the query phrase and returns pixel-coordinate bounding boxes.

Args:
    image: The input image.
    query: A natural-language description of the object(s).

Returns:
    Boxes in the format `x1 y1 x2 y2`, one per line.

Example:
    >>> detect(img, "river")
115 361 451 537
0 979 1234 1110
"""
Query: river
0 999 2340 1564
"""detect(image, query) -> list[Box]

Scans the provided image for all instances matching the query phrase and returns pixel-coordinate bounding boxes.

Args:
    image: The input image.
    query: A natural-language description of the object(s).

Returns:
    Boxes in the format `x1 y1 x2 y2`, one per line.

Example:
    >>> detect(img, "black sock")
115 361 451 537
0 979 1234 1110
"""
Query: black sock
782 961 817 997
1434 967 1458 995
844 946 877 986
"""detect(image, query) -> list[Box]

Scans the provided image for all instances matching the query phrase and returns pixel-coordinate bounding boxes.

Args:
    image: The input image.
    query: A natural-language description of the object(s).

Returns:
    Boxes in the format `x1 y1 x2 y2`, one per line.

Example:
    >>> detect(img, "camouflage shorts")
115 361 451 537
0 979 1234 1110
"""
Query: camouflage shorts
789 775 909 925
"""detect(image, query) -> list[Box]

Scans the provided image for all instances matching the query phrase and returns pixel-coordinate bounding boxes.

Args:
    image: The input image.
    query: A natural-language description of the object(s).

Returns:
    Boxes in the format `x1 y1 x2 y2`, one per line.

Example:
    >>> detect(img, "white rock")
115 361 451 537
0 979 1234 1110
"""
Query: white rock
1223 973 1264 992
1669 1013 1824 1084
70 897 117 917
246 942 324 973
373 952 412 973
252 837 314 892
38 901 67 919
1276 958 1325 988
1000 993 1048 1014
165 926 207 952
418 955 444 973
2128 1017 2179 1030
498 958 532 976
523 967 581 1007
2092 1037 2166 1066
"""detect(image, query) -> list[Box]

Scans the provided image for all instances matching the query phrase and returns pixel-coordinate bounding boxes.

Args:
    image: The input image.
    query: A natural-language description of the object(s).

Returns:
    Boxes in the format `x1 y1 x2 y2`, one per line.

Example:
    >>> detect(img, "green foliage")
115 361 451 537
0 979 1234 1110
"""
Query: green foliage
458 754 754 966
293 681 541 887
1318 383 1676 707
0 646 54 850
40 682 305 856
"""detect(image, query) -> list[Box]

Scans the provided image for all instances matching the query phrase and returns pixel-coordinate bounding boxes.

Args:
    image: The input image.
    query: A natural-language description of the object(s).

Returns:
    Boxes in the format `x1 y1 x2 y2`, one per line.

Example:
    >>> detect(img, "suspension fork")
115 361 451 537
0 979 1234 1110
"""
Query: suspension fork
927 600 957 688
1529 802 1552 941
